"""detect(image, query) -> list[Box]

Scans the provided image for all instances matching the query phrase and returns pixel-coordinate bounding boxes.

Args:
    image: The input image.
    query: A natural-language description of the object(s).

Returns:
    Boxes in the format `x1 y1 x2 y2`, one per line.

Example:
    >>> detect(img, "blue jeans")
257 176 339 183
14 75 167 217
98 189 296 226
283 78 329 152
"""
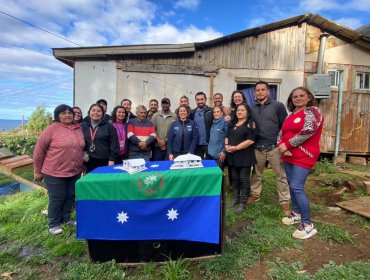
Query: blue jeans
283 162 311 224
43 173 80 228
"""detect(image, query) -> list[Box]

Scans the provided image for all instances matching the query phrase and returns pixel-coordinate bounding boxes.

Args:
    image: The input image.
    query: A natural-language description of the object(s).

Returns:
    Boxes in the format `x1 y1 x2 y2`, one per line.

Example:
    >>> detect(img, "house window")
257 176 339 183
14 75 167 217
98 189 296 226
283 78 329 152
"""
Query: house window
328 70 343 87
356 72 370 89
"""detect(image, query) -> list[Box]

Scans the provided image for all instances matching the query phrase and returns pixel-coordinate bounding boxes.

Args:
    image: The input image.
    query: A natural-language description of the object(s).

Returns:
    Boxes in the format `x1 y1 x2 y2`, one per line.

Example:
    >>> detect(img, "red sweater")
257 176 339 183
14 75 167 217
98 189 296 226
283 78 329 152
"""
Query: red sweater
33 122 85 177
278 107 323 170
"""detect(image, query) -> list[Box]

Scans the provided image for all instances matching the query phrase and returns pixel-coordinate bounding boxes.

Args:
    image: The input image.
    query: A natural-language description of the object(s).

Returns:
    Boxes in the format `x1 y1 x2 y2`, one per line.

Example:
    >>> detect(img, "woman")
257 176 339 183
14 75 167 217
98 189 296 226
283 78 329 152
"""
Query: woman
72 106 83 124
81 104 119 173
33 104 84 235
111 105 128 163
167 105 198 160
278 87 324 240
229 90 247 120
207 105 229 168
225 103 256 214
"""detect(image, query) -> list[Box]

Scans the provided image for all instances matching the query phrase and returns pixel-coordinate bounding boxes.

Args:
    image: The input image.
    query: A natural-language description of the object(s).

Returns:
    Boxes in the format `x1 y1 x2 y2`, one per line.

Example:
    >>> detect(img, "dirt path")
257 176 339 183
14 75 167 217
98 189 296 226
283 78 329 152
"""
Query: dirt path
244 173 370 279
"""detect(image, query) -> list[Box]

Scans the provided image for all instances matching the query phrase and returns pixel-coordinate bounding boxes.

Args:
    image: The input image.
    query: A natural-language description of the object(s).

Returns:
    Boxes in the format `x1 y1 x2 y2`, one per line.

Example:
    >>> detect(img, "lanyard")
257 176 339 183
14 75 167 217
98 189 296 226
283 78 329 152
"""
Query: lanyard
89 126 99 142
113 122 124 140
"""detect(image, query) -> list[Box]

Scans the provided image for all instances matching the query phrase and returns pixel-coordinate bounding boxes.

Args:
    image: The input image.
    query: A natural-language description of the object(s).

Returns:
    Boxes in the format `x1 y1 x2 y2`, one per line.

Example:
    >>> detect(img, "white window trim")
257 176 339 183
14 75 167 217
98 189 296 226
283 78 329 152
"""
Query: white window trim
355 72 370 90
328 69 343 88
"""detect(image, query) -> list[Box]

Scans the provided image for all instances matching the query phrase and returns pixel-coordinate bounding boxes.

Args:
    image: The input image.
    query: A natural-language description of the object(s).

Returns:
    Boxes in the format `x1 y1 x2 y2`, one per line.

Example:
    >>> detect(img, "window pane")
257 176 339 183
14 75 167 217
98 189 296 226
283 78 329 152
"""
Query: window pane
329 71 335 86
356 73 362 89
365 73 369 89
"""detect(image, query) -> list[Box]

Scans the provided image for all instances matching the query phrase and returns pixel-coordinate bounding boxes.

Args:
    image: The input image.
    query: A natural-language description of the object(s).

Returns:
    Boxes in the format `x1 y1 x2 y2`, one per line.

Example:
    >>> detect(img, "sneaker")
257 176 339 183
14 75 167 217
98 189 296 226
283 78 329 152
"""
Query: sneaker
49 226 63 235
234 203 246 215
282 212 301 225
292 223 317 239
65 220 77 226
246 195 260 205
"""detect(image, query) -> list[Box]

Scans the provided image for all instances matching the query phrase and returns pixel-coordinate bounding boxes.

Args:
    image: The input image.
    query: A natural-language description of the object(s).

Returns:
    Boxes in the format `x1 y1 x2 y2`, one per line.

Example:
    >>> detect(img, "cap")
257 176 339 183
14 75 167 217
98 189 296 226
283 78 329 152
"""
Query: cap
161 97 170 104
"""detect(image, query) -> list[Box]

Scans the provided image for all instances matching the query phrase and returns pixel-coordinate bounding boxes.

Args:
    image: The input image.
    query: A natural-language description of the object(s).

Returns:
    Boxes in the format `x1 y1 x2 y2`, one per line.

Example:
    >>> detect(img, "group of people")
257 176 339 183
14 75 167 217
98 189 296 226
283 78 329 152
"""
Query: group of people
34 81 323 240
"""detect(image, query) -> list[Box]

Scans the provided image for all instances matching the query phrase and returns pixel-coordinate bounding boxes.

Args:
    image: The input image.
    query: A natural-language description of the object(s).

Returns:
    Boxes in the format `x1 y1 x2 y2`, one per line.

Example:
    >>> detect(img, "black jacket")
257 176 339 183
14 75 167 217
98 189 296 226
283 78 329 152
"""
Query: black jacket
81 119 119 161
189 105 213 143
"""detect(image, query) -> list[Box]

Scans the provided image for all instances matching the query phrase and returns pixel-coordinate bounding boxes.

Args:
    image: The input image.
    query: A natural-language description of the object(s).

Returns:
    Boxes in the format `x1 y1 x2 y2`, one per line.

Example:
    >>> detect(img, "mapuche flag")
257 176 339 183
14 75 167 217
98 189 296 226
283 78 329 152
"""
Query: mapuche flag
76 161 222 244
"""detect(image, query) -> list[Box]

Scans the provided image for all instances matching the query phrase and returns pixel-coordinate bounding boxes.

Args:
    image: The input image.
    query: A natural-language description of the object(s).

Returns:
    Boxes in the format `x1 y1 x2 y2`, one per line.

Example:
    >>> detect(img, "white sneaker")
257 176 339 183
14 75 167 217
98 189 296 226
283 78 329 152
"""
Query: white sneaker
282 212 301 225
49 226 63 235
292 223 317 239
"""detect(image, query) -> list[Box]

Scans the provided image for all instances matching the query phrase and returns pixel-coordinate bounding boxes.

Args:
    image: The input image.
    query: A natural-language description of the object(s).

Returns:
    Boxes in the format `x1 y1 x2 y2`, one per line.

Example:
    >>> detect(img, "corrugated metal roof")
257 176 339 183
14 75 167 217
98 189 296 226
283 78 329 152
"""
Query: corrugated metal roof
53 13 370 67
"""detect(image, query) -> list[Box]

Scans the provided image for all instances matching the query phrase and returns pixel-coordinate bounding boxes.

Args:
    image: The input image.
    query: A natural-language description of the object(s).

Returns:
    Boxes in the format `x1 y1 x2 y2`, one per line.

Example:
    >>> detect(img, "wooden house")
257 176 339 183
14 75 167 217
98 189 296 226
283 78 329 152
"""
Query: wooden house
53 14 370 155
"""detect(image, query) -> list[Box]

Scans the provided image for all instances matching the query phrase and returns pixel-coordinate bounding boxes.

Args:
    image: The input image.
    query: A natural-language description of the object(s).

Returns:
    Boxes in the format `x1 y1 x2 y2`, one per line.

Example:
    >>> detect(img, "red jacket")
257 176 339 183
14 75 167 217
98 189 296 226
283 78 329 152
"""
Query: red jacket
33 122 85 177
278 106 323 169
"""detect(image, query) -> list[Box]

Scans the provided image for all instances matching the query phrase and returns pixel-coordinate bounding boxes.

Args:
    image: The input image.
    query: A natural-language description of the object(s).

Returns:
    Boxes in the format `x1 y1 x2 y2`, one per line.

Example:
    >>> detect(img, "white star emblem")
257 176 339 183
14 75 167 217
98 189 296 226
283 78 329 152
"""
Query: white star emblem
167 208 179 221
117 211 129 224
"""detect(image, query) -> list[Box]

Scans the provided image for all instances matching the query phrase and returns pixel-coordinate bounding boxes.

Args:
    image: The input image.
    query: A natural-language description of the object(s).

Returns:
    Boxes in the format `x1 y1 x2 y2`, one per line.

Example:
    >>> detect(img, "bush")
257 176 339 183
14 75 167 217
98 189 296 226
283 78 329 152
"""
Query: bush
27 106 52 132
2 136 38 156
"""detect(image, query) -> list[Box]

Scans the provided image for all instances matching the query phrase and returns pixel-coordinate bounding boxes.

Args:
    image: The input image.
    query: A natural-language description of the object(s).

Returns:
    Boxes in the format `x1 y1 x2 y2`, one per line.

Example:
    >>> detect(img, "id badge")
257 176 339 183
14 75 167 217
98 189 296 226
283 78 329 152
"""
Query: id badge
119 140 125 148
89 144 95 153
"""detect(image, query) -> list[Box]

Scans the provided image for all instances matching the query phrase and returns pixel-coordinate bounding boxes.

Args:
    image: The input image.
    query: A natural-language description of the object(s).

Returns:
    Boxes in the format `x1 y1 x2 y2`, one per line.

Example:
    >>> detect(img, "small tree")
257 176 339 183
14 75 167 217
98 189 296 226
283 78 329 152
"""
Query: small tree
27 106 52 132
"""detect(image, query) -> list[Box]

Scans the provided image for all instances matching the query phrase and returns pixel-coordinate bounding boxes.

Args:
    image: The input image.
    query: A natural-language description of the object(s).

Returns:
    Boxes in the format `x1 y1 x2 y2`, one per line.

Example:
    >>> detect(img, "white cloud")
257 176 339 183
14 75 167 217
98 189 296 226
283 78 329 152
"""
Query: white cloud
335 18 363 29
298 0 370 12
174 0 200 10
136 23 222 44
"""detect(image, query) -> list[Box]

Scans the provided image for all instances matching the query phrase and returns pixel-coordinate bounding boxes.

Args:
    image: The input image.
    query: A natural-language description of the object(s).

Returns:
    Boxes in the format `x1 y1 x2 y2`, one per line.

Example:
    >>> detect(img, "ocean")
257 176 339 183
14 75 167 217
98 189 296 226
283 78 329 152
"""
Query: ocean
0 119 28 131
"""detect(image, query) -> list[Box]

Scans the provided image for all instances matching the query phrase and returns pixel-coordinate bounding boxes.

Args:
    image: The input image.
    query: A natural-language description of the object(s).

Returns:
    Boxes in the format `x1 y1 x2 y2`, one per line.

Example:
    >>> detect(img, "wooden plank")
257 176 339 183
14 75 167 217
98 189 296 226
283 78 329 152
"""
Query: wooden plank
7 158 34 169
0 165 46 193
0 155 29 164
335 196 370 219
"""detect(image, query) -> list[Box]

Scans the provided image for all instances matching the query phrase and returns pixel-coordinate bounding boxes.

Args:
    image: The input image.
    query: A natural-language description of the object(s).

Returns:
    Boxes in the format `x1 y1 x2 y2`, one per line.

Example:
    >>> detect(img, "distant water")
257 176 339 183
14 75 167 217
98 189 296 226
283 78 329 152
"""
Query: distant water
0 119 28 131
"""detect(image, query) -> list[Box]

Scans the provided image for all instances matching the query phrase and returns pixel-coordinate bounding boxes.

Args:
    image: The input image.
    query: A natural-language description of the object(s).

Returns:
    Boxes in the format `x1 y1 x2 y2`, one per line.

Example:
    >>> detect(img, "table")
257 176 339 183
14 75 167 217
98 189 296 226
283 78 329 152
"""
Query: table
75 160 224 262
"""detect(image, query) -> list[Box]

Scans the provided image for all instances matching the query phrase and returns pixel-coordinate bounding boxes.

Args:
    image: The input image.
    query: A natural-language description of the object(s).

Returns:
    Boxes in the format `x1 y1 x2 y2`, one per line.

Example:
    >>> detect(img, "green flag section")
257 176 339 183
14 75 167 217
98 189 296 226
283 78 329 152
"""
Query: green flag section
76 162 222 201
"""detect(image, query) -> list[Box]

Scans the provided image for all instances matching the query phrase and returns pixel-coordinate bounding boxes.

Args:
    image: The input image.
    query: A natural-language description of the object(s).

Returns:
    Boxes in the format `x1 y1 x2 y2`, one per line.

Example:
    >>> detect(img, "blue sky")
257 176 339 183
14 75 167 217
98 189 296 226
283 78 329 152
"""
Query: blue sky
0 0 369 120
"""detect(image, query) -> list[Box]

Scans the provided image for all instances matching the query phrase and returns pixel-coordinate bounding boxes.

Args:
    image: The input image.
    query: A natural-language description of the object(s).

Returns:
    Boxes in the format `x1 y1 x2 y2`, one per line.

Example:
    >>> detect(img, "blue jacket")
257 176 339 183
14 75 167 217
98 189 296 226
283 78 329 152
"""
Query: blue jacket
208 116 229 159
167 118 198 155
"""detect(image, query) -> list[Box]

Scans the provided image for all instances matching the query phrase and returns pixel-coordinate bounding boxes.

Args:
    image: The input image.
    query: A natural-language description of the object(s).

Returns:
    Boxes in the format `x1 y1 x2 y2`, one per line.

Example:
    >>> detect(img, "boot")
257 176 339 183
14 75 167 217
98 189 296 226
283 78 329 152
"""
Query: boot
281 203 291 216
229 190 240 208
234 203 245 214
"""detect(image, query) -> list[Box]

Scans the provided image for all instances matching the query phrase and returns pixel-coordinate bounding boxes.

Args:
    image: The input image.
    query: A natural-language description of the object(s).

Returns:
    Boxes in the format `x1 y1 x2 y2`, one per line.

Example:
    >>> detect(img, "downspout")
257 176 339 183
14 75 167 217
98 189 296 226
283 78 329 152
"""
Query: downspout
317 33 329 74
334 73 343 157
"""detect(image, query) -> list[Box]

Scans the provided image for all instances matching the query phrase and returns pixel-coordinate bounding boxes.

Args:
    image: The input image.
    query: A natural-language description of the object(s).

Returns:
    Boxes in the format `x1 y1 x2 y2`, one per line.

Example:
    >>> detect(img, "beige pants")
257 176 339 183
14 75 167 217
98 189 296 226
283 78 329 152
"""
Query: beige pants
250 147 290 204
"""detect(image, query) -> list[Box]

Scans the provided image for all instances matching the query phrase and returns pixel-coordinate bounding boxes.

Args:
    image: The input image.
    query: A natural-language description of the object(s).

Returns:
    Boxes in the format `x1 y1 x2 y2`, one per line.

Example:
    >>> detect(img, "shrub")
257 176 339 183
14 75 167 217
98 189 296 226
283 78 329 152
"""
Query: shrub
2 136 38 156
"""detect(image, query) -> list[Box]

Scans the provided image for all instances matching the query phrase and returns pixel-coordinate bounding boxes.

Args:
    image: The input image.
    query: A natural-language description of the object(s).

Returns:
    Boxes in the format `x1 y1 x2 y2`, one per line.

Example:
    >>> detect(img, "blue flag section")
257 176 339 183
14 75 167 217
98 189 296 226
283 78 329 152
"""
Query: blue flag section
76 196 221 244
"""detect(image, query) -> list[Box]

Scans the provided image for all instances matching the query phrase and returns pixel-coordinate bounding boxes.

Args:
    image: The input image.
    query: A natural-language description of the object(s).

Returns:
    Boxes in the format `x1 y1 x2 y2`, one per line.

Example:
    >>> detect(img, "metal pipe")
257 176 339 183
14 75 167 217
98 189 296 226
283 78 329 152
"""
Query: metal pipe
334 73 343 157
317 33 329 74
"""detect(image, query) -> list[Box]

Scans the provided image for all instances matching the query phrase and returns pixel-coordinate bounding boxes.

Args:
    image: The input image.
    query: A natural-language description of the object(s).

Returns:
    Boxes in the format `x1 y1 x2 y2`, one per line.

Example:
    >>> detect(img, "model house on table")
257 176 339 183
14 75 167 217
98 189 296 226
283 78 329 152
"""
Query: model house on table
171 154 203 169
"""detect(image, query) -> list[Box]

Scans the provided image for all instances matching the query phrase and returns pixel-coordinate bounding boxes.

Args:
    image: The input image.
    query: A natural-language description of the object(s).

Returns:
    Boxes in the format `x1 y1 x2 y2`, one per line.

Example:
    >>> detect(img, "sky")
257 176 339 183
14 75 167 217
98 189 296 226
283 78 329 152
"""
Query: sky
0 0 369 120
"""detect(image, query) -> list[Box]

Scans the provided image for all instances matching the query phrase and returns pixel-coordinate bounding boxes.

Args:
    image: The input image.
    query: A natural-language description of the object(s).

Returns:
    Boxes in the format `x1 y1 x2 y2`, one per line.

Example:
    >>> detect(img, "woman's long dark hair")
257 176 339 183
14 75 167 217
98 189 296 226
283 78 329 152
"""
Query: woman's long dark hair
232 103 255 129
230 90 246 110
111 105 127 123
87 104 104 121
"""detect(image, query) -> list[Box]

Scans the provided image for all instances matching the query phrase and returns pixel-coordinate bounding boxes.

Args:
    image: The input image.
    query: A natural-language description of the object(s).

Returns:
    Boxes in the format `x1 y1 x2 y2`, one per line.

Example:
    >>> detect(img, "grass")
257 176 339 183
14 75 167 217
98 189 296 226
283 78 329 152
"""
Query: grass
0 167 368 279
349 214 370 230
268 259 370 280
316 223 354 245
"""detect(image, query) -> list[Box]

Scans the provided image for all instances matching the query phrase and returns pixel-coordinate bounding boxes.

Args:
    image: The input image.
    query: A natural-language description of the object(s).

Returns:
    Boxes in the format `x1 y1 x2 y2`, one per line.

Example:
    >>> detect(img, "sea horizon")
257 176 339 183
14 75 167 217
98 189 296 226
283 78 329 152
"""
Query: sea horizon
0 119 28 131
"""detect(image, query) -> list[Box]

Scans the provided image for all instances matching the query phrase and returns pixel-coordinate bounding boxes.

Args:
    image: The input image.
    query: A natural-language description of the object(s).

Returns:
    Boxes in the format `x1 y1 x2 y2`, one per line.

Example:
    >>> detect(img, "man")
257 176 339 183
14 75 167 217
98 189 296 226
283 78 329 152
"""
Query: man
127 105 156 161
146 99 159 120
121 99 136 123
151 98 177 161
175 95 191 114
249 81 291 216
189 92 213 159
213 93 231 115
96 99 111 122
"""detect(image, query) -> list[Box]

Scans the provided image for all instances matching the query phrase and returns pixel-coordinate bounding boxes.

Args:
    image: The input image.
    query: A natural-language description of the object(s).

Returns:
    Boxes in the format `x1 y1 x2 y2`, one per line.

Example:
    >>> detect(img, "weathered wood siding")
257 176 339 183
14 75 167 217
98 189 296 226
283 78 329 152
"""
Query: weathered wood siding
305 25 370 154
117 25 306 72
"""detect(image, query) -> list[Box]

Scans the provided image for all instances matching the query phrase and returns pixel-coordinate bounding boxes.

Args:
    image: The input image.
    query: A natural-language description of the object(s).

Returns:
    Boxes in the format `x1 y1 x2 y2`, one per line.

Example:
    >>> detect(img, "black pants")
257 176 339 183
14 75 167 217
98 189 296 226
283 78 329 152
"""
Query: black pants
86 158 109 173
195 145 208 159
152 146 168 161
43 173 80 228
231 166 251 203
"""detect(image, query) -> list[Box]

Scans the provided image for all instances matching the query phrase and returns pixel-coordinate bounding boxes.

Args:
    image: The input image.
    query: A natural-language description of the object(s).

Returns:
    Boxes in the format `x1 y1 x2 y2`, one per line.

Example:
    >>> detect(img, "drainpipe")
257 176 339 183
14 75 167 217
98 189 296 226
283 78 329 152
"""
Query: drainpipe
317 33 329 74
334 73 343 157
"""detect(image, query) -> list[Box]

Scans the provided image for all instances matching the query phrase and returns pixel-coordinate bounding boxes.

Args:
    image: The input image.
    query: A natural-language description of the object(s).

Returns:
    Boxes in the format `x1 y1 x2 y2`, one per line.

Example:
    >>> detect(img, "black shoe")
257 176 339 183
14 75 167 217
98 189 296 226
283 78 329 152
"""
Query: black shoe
234 203 246 214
